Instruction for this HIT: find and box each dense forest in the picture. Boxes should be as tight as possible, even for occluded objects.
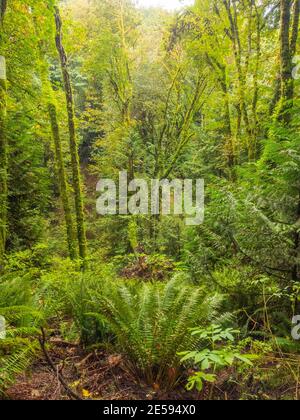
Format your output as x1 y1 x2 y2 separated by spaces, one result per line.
1 0 300 402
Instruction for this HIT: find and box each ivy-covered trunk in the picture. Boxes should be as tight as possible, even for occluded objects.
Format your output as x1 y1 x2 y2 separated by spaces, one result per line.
54 7 87 263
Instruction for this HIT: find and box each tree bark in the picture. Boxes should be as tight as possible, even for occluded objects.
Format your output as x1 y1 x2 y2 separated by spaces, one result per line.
54 7 87 263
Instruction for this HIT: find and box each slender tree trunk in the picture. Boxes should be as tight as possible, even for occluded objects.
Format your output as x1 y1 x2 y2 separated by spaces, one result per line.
277 1 300 280
252 3 262 153
290 1 300 282
290 0 300 101
206 54 234 170
32 12 77 261
278 0 293 123
0 63 7 267
48 103 77 260
269 74 281 116
291 1 300 282
223 0 253 158
220 66 234 169
54 7 87 263
280 0 292 98
269 0 299 117
290 0 300 58
292 194 300 282
0 0 7 268
0 1 6 22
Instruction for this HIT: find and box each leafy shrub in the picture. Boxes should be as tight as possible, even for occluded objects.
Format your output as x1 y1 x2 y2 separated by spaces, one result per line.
36 258 118 344
0 276 32 309
4 244 51 273
179 325 256 392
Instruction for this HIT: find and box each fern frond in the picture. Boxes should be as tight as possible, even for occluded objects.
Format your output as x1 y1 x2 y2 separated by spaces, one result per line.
91 276 223 389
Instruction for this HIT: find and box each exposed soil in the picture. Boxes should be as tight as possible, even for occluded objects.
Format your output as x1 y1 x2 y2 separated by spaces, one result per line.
4 339 299 401
4 340 199 401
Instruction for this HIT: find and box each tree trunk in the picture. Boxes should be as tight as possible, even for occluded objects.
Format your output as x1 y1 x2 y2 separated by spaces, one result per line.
54 7 87 263
205 54 234 170
223 0 253 159
269 73 281 116
252 3 262 152
290 0 300 101
269 0 299 118
0 64 7 267
32 11 77 261
290 1 300 282
292 195 300 282
0 0 7 268
219 66 234 170
290 0 300 58
0 1 6 23
48 103 78 260
278 0 293 123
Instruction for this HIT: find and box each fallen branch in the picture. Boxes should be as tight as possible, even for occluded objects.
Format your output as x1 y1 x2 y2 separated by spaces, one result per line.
39 328 83 401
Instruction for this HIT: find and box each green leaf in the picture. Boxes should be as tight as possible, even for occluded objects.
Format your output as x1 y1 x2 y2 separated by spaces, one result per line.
180 351 197 362
234 354 254 366
201 358 210 370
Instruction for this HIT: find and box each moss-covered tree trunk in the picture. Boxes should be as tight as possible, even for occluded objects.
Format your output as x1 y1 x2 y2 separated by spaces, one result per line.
290 1 300 281
207 56 234 170
290 0 300 101
222 76 235 171
32 11 77 261
48 103 77 260
278 0 293 123
269 0 299 117
0 63 7 267
0 0 7 268
223 0 253 159
0 1 6 20
277 1 300 280
54 7 87 263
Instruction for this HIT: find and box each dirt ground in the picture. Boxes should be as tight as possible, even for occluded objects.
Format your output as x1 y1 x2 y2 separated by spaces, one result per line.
4 339 299 401
5 340 199 401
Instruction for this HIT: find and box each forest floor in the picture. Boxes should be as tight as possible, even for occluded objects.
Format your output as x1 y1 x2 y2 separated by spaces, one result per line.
5 337 298 400
5 340 198 401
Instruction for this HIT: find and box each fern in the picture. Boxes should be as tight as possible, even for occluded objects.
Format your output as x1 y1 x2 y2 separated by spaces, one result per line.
90 276 223 389
0 278 44 395
0 338 39 394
